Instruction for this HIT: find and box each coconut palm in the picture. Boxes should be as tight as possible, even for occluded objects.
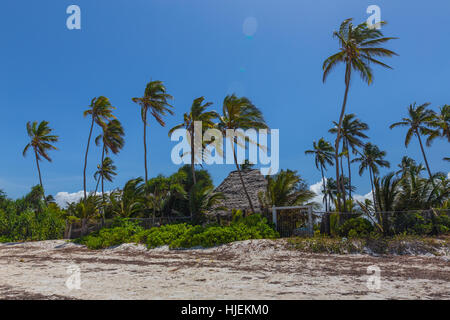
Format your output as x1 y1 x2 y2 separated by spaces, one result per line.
305 138 334 212
352 143 390 212
329 114 369 204
132 80 174 183
188 183 226 223
258 169 315 208
427 104 450 145
83 96 116 201
323 18 397 211
374 172 401 234
168 97 218 185
395 156 425 179
217 94 268 214
94 157 117 195
23 121 59 202
390 102 436 181
324 178 338 211
95 119 125 198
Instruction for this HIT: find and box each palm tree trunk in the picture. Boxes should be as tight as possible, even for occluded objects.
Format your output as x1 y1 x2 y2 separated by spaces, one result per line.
232 141 255 214
369 167 377 212
347 148 352 204
320 164 330 235
101 146 106 224
416 130 434 183
34 149 46 203
320 164 327 212
94 177 100 194
340 154 347 214
143 113 149 184
83 117 95 201
190 126 197 185
335 65 352 213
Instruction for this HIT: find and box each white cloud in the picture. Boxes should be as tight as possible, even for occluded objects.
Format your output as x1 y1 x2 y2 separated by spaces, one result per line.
55 191 84 208
447 172 450 180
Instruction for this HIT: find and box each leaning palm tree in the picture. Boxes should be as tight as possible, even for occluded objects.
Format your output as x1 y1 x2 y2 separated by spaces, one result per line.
217 94 268 214
304 138 334 212
352 143 390 212
23 121 59 202
132 80 174 183
323 18 397 211
95 119 125 198
329 114 369 204
390 102 435 181
83 96 116 201
168 97 218 185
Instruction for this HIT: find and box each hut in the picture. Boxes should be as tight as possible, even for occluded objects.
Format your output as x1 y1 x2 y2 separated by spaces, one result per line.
211 169 268 217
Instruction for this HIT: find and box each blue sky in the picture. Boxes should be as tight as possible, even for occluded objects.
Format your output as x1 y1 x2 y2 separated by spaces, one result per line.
0 0 449 201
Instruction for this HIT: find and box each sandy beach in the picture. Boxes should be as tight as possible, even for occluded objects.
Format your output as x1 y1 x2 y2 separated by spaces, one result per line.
0 239 448 300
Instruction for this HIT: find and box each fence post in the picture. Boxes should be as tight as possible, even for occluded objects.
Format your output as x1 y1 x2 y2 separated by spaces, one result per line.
308 206 313 236
272 206 277 229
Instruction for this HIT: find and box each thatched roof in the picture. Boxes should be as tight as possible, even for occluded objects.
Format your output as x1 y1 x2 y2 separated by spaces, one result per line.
212 169 267 215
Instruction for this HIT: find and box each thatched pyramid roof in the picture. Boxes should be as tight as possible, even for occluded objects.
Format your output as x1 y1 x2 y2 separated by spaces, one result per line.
212 169 267 215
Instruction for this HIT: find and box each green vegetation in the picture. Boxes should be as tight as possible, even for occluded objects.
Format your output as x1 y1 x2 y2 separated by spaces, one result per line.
75 214 278 250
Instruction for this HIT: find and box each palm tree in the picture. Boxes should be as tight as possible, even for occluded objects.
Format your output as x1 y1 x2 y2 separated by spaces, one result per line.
94 157 117 194
323 18 397 211
329 114 369 205
83 96 116 201
188 183 226 223
168 97 218 185
395 156 425 178
427 104 450 144
304 138 334 212
217 94 268 214
390 102 435 181
324 178 338 211
374 172 401 234
132 80 174 183
95 119 125 198
23 121 59 202
352 143 390 212
258 169 315 208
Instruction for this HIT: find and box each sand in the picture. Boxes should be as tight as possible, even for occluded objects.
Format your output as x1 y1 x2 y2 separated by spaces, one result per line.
0 239 448 300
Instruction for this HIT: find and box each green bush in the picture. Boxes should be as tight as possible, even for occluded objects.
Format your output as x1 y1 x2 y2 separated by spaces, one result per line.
338 217 374 238
0 207 65 242
76 214 279 250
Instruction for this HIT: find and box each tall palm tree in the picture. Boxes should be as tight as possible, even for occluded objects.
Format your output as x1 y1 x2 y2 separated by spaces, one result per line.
304 138 334 212
352 143 390 212
390 102 435 181
83 96 116 201
217 94 268 214
168 97 218 185
23 121 59 202
132 80 174 183
329 114 369 205
95 119 125 198
323 18 397 211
